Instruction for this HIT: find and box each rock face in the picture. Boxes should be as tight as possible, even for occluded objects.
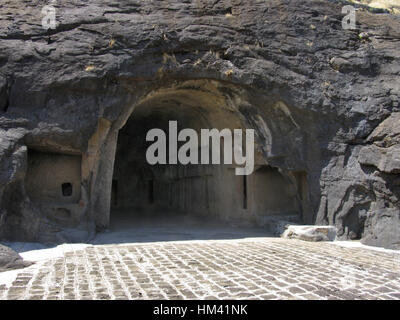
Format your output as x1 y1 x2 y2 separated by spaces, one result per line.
357 112 400 249
0 244 32 272
0 1 399 248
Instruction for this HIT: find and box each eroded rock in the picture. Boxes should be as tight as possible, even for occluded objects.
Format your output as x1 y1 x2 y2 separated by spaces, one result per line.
0 244 33 272
0 0 399 249
282 226 337 242
362 208 400 250
359 112 400 173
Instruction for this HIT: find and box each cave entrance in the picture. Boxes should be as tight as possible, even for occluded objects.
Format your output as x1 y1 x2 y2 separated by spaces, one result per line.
110 85 300 238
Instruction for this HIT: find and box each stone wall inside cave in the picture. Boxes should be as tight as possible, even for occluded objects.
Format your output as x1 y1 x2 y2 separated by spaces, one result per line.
0 0 399 248
26 150 82 204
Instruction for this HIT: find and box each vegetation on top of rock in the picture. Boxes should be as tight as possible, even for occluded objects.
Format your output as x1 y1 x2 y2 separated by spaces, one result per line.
349 0 400 14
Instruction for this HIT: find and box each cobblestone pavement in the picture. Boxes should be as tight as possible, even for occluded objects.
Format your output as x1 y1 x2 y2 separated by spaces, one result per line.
1 238 400 300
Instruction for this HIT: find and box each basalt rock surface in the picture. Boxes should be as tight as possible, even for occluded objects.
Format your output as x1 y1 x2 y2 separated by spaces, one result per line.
0 0 399 248
0 244 32 272
282 225 337 242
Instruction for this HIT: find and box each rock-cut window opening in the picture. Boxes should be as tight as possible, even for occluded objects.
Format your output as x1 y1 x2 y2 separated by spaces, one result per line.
62 183 73 197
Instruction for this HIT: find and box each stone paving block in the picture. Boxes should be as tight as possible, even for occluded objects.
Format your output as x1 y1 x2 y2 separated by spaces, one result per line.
0 239 399 300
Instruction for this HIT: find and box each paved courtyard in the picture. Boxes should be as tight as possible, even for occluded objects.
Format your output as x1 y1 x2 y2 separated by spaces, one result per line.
1 237 400 300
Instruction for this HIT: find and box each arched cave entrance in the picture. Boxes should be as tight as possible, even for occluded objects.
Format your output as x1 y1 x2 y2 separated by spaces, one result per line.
110 84 300 232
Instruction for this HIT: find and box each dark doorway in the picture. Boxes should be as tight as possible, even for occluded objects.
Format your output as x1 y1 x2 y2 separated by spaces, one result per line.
110 88 301 236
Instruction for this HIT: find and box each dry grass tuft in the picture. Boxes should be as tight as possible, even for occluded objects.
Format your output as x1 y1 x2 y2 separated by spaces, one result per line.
349 0 400 14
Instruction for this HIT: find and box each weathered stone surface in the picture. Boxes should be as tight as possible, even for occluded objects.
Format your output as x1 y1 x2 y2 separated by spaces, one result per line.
361 208 400 250
1 238 400 300
0 0 399 248
354 112 400 249
359 112 400 173
282 225 337 241
358 144 400 173
0 244 32 272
